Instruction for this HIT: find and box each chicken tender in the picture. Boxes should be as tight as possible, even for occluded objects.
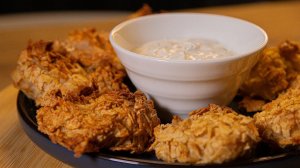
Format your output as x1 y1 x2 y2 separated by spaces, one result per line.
254 88 300 148
240 41 300 101
37 91 160 157
150 104 260 164
239 47 289 100
12 29 127 106
64 28 120 71
239 41 300 112
13 5 161 158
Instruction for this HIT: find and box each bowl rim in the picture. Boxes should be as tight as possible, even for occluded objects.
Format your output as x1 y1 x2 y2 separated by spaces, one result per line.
109 12 268 64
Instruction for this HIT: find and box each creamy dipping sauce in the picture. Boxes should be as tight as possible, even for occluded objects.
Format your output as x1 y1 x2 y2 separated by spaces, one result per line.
134 38 235 60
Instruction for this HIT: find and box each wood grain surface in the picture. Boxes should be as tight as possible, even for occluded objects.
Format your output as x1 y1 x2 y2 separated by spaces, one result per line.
0 86 71 168
0 1 300 167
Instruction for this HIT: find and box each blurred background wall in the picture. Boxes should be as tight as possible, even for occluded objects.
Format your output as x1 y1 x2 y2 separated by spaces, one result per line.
0 0 267 13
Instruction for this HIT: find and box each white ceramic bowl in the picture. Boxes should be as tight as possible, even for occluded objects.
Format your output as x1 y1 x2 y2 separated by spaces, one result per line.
109 13 268 118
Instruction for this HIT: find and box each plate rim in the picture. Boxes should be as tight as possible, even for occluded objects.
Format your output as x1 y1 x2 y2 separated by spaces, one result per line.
16 91 300 167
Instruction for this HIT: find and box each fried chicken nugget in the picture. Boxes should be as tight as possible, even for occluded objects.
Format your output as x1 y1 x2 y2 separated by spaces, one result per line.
239 41 300 112
150 104 260 164
240 41 300 100
254 88 300 148
64 28 120 71
239 47 289 100
12 29 127 106
37 90 160 157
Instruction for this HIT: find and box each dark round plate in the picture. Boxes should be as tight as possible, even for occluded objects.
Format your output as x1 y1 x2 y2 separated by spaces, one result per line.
17 91 300 168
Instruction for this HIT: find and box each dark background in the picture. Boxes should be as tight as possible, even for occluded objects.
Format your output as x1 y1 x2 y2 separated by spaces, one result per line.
0 0 269 14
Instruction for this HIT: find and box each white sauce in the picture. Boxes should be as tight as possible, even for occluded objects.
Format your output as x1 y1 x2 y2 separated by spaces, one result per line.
134 38 235 60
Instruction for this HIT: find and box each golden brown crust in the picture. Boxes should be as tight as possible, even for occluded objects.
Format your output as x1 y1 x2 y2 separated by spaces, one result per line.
254 88 300 148
240 41 300 101
37 90 160 157
150 104 260 164
238 97 266 113
290 75 300 90
12 8 161 158
11 29 127 106
280 40 300 73
239 47 289 100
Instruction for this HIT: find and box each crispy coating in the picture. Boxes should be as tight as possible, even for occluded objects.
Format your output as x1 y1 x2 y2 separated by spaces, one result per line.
150 104 260 164
254 88 300 148
65 29 120 71
239 47 289 100
280 40 300 73
11 28 127 106
37 91 160 157
240 41 300 101
290 75 300 90
12 8 161 158
238 97 266 113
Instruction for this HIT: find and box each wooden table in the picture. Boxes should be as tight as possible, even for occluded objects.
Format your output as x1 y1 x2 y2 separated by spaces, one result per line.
1 1 300 167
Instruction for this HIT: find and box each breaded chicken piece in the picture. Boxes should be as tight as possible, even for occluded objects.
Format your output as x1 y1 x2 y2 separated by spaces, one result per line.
239 41 300 112
150 104 260 164
239 47 289 100
12 5 152 105
254 88 300 148
240 41 300 100
37 91 160 157
12 29 127 106
64 28 120 71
